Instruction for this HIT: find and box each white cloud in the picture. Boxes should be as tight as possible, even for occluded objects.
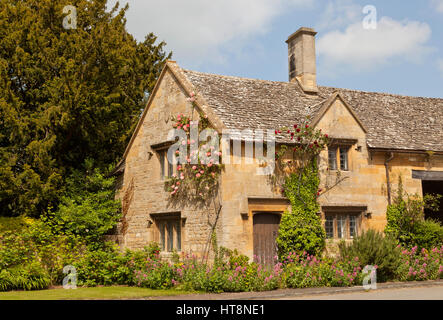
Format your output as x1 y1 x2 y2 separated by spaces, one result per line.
110 0 313 67
317 17 434 75
315 0 361 30
438 59 443 76
431 0 443 12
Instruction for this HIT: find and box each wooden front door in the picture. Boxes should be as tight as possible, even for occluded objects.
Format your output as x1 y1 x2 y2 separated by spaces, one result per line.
253 212 281 265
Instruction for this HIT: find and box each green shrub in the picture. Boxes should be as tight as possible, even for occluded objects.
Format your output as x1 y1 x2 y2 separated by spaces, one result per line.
283 252 362 288
53 162 122 247
0 219 86 285
74 242 160 287
134 258 176 290
0 261 50 291
277 209 326 259
338 230 402 282
0 217 35 234
412 220 443 250
385 176 443 249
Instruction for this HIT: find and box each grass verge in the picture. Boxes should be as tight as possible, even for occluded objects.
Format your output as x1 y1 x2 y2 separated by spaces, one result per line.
0 286 195 300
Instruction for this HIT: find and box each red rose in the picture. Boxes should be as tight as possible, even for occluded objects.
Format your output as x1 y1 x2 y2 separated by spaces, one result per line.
305 124 309 128
296 128 301 133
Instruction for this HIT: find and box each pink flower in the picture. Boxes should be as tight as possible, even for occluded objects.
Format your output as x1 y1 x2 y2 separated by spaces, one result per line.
208 163 213 167
192 165 197 170
200 170 204 174
196 173 201 178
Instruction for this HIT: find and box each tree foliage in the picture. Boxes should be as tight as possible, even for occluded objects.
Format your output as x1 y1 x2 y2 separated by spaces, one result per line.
0 0 171 217
52 159 122 246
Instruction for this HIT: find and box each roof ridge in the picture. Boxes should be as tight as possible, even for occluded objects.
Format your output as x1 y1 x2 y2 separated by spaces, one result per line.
182 67 442 101
320 85 443 101
182 68 298 86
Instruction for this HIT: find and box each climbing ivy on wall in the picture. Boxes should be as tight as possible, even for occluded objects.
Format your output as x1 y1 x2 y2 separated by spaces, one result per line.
273 118 330 258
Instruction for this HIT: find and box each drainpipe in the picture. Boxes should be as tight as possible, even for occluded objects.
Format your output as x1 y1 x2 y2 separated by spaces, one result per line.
384 151 394 205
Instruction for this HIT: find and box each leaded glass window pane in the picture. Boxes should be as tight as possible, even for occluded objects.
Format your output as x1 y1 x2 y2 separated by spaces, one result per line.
339 147 348 171
349 215 357 238
160 151 166 179
159 222 165 251
337 215 346 239
325 215 334 238
328 148 337 170
175 220 181 251
167 221 173 252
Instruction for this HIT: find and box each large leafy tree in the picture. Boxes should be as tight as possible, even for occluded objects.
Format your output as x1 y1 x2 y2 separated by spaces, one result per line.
0 0 171 217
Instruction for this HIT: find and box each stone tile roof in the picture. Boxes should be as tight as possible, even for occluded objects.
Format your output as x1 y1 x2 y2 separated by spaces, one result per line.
182 68 443 152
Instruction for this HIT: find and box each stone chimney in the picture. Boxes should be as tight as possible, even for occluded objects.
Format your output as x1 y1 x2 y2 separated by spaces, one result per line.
286 27 318 93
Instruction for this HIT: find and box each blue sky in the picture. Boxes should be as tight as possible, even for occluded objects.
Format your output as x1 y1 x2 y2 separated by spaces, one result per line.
112 0 443 98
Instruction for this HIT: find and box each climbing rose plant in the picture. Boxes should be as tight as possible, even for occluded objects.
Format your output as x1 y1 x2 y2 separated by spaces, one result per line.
164 95 223 203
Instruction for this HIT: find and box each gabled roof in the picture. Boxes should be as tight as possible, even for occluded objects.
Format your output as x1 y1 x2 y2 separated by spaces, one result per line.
117 61 443 170
181 65 443 152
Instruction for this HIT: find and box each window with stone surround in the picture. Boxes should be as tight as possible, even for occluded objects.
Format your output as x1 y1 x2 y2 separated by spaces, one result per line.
152 213 182 252
328 145 350 171
324 212 361 239
158 149 175 180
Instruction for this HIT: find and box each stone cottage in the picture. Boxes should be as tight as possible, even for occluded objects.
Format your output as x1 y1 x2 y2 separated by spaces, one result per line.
113 27 443 262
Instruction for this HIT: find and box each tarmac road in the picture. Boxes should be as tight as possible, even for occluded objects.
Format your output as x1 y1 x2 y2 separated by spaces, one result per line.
281 284 443 300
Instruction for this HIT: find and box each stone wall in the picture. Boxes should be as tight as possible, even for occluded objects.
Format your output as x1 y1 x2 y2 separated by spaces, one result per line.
116 68 214 256
116 74 443 260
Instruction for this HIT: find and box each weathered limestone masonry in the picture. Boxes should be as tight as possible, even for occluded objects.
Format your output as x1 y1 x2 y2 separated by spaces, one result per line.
115 67 217 255
113 26 443 260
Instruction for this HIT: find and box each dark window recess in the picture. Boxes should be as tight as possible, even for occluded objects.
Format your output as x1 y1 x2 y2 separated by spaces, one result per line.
159 150 166 178
289 54 296 79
